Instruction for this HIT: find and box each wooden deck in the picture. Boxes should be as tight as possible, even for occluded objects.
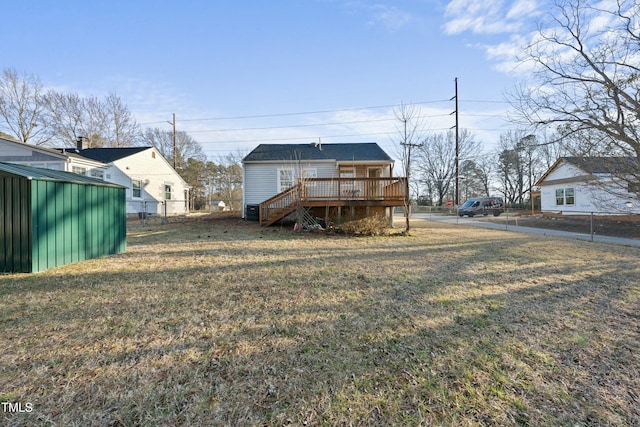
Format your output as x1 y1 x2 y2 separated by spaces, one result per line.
259 177 407 225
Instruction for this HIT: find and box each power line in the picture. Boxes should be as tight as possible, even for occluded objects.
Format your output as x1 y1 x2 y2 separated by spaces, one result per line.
183 113 451 134
176 100 452 122
138 99 453 126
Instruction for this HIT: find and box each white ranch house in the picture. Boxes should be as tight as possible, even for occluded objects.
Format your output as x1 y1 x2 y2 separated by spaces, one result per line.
0 136 190 217
535 157 640 214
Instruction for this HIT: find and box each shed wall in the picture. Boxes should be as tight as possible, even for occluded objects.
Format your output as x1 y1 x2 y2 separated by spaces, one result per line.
0 176 32 273
30 181 126 273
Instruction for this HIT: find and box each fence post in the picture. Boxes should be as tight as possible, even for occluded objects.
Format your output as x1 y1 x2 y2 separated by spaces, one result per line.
505 209 509 231
162 201 168 224
590 212 594 242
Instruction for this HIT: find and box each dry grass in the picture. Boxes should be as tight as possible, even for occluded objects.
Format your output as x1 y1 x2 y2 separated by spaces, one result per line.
1 215 639 426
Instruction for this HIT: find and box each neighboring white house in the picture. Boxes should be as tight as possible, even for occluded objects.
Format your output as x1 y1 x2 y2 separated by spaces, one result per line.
242 142 405 224
535 157 640 214
0 136 190 216
0 135 107 178
65 146 191 216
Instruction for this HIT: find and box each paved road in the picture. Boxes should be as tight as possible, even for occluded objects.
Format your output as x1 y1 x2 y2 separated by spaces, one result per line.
408 213 640 248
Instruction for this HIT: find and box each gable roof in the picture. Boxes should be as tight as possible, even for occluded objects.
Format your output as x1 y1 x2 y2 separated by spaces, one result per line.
243 143 393 163
536 156 639 186
562 156 638 174
0 161 122 187
58 147 152 163
1 136 70 160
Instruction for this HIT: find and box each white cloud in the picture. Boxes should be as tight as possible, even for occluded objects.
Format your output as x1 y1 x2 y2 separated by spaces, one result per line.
338 1 415 32
443 0 541 35
505 0 537 20
367 4 414 31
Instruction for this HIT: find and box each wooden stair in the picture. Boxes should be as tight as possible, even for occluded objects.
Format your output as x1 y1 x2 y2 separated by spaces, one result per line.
259 184 301 225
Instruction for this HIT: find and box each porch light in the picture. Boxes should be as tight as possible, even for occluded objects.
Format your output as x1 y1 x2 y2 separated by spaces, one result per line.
625 201 633 209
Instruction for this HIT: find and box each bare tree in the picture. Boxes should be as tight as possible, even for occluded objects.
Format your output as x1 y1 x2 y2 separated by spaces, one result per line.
460 158 491 199
213 152 244 210
509 0 640 194
141 127 206 169
496 131 545 206
104 93 140 147
44 92 107 147
393 103 424 232
44 91 139 148
415 129 482 205
0 68 50 145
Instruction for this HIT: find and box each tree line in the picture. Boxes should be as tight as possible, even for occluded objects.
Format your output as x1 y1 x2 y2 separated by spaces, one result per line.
0 67 242 210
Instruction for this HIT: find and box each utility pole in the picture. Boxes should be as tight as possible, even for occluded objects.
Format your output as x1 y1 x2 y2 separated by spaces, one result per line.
172 113 177 170
450 78 460 206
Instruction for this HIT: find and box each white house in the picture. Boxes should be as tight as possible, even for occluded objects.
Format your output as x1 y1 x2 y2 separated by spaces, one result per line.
65 146 191 216
535 157 640 214
0 136 190 216
242 142 406 225
0 135 107 178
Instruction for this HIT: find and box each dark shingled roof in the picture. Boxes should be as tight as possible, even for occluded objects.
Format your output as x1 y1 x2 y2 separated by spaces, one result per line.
0 162 123 187
57 147 152 163
563 157 639 174
243 143 393 163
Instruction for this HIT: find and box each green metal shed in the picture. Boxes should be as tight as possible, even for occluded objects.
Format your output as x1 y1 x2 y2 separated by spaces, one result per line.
0 162 127 273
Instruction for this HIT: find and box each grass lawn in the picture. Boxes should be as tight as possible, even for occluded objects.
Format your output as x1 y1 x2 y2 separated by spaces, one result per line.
1 215 639 426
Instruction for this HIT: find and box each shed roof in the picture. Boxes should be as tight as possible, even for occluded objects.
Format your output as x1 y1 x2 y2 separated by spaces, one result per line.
0 162 123 187
243 143 393 163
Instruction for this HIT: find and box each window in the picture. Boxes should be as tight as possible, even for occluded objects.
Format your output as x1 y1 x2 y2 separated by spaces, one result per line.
165 184 172 200
368 167 382 178
278 168 295 192
565 188 575 205
300 168 317 180
72 166 87 175
90 169 104 180
340 167 355 178
277 168 317 192
132 179 142 198
555 188 575 206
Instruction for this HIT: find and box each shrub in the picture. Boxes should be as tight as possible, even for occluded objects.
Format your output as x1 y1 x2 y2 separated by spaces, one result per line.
335 214 389 236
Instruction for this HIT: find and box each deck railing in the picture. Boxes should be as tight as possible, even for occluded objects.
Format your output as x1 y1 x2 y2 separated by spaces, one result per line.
260 177 407 224
300 177 407 201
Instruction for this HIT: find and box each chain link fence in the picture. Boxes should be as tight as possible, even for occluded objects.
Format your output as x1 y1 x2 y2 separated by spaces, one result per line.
397 206 640 240
128 199 243 227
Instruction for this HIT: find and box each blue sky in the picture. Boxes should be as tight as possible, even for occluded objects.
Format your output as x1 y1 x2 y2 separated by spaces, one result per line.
1 0 543 158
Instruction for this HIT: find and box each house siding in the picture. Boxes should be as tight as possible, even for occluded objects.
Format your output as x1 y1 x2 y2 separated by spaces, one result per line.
244 161 337 206
539 161 640 214
108 148 190 216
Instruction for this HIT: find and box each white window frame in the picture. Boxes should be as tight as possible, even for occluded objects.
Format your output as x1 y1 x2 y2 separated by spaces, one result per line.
89 169 104 180
277 167 318 192
72 166 87 175
132 179 142 198
555 187 575 206
278 168 295 192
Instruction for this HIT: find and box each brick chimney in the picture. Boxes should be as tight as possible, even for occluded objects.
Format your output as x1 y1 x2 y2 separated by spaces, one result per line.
76 136 87 152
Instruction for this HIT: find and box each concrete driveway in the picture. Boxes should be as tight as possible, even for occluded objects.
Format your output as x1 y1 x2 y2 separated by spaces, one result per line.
407 213 640 248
